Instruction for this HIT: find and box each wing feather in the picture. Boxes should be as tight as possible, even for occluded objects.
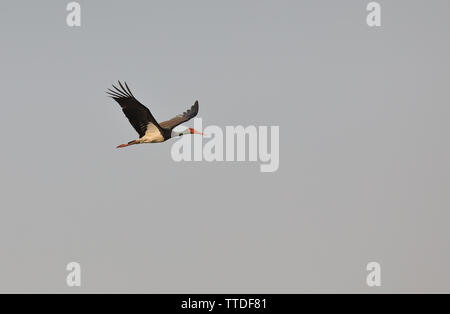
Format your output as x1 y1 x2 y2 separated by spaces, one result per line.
107 81 161 137
159 101 199 130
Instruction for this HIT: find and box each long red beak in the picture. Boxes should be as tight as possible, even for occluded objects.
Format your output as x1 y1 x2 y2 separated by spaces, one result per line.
189 128 205 136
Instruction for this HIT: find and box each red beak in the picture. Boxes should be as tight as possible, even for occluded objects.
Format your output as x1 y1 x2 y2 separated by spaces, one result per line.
189 128 205 136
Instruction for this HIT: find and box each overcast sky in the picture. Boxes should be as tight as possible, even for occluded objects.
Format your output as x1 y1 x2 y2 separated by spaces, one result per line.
0 0 449 292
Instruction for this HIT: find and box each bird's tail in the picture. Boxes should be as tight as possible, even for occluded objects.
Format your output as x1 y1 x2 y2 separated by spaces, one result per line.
117 140 138 148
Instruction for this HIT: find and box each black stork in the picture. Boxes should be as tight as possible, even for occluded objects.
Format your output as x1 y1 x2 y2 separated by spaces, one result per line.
107 81 204 148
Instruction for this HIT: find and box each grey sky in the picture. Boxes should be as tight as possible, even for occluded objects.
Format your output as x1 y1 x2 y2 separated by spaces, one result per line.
0 0 449 292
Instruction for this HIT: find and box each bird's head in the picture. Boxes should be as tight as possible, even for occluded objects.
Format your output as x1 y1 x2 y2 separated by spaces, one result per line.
172 128 205 137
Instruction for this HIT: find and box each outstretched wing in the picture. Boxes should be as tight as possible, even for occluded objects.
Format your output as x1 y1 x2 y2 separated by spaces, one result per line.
106 81 162 138
159 101 199 130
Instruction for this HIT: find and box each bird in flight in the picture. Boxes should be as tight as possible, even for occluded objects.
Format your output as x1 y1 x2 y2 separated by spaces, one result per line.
107 81 204 148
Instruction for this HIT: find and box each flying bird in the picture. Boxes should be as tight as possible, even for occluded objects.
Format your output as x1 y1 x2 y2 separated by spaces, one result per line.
107 81 204 148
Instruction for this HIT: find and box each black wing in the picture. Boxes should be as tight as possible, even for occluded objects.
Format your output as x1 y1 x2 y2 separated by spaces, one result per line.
159 101 199 130
106 81 162 137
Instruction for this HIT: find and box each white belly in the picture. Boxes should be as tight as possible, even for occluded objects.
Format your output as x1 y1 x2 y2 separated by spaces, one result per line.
141 123 165 143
